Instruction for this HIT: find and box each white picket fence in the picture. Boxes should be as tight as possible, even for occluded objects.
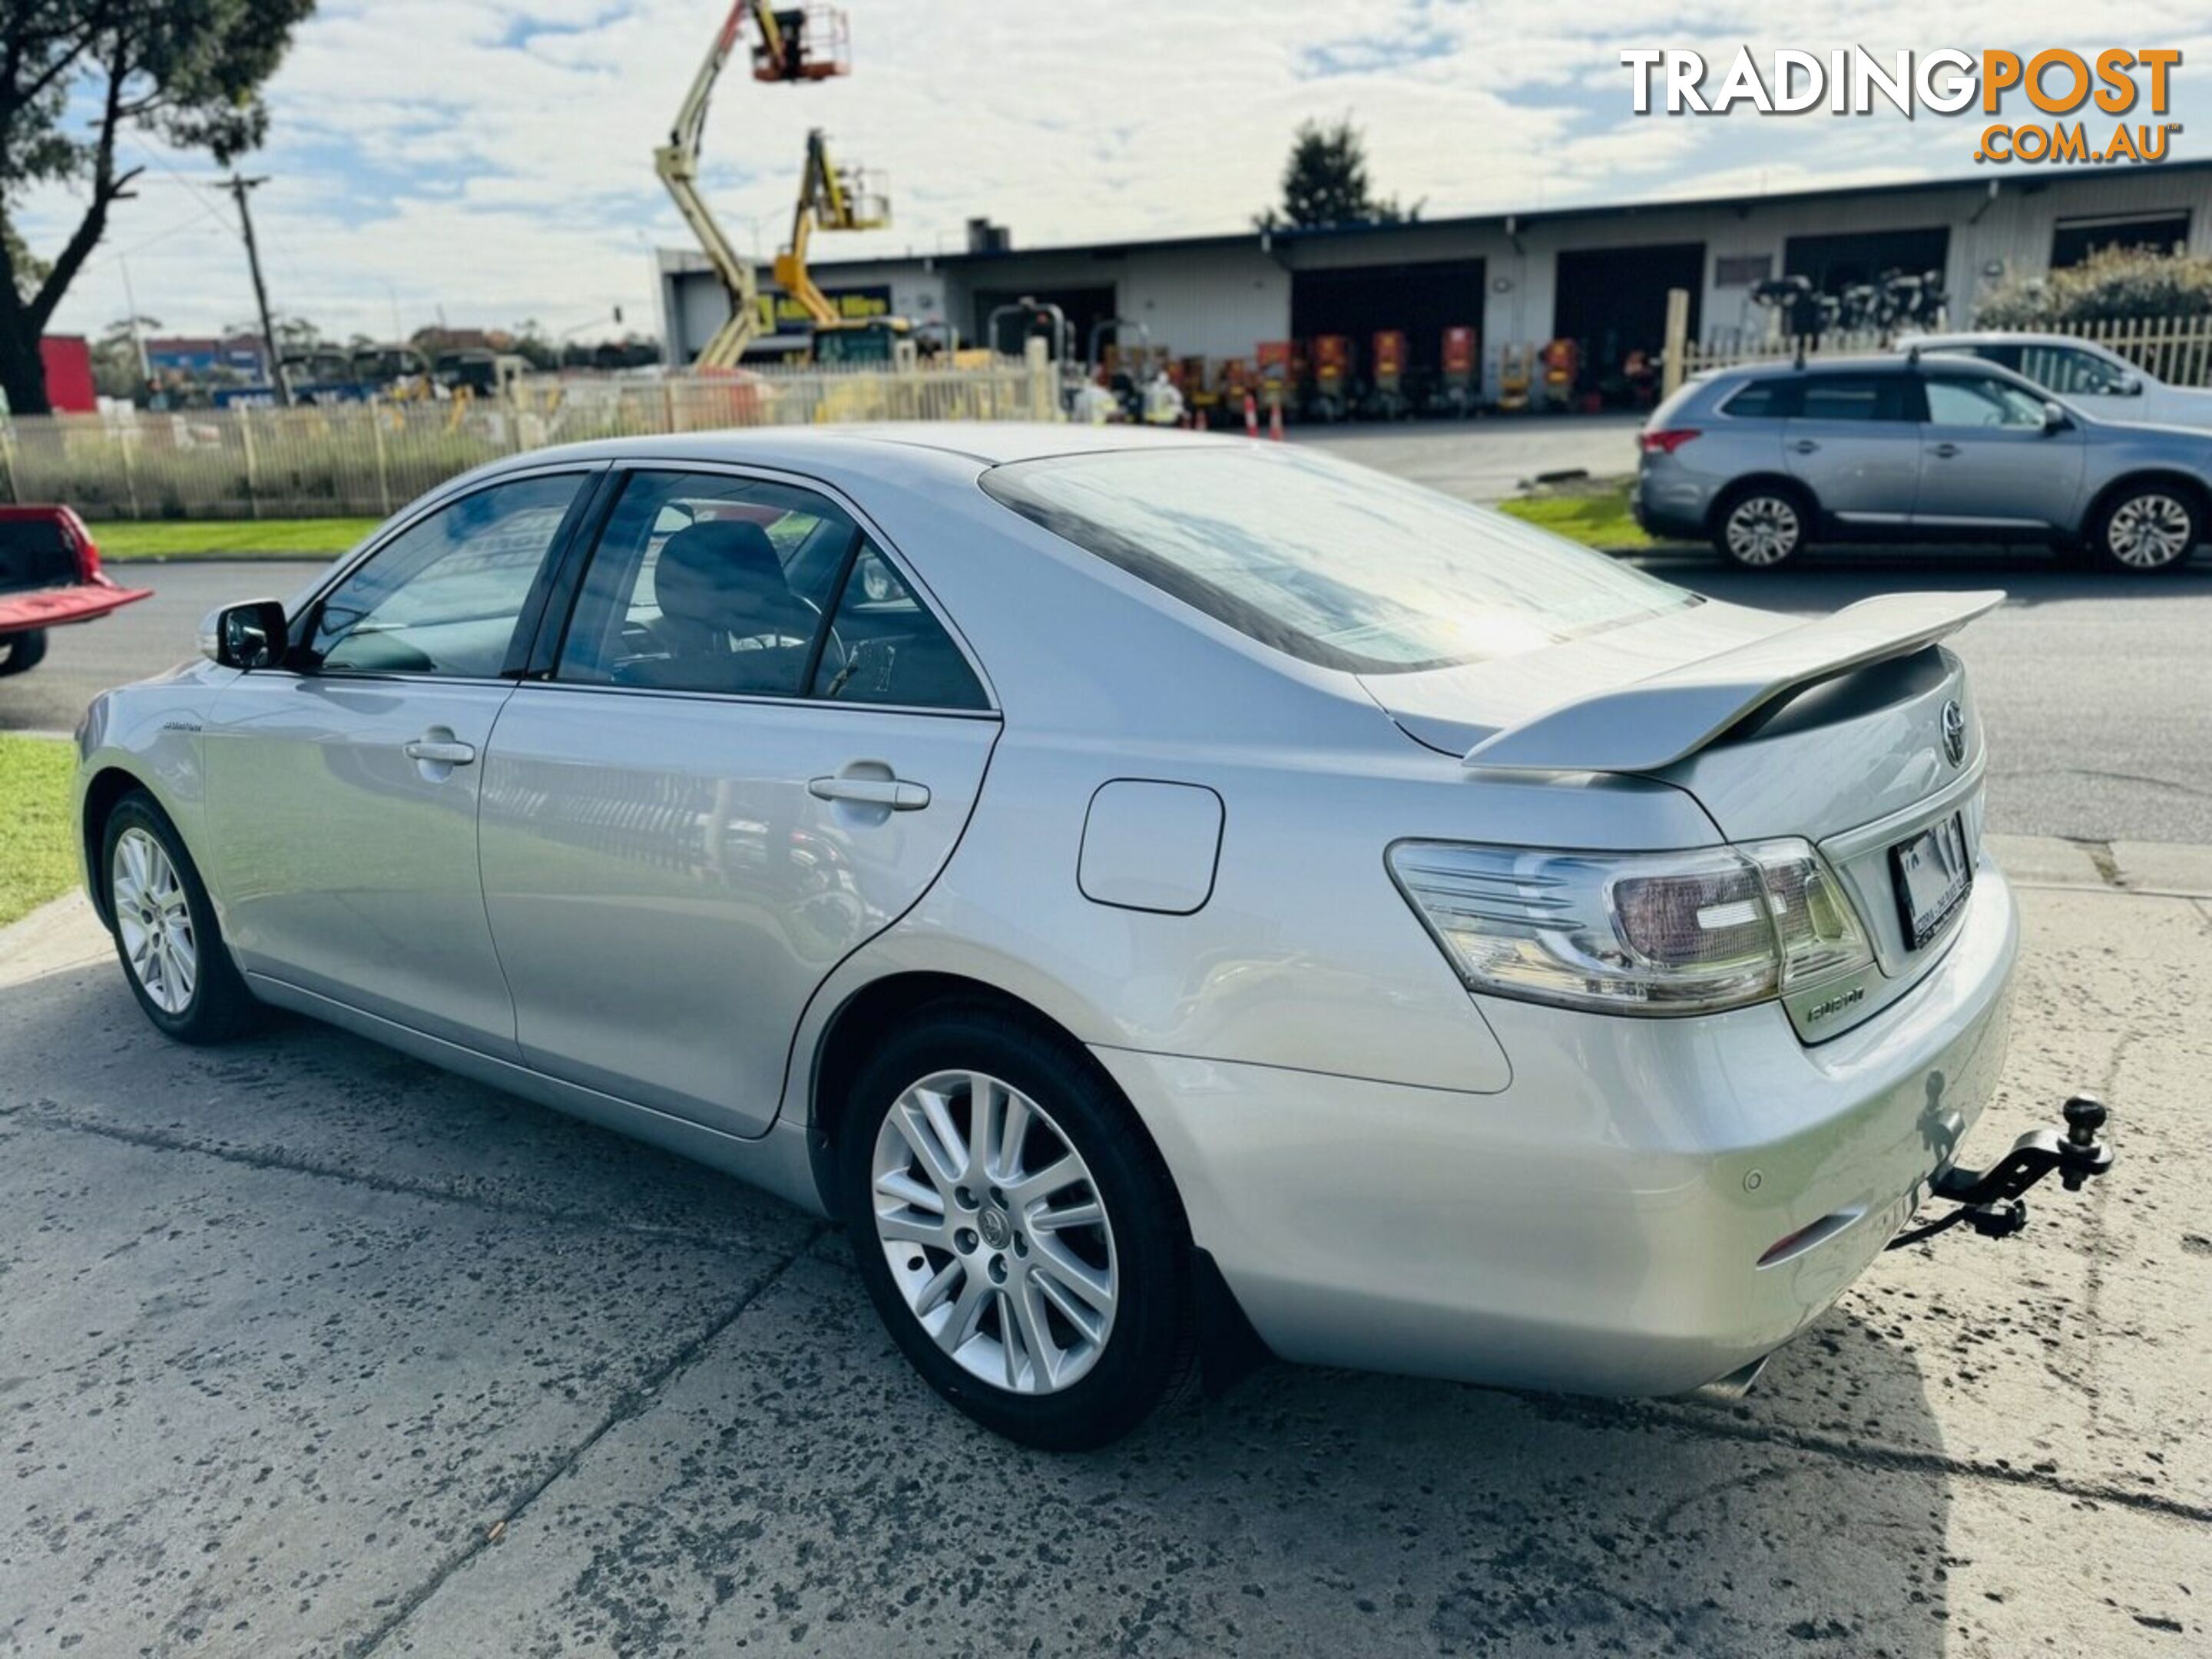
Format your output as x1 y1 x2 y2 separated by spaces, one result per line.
1667 306 2212 390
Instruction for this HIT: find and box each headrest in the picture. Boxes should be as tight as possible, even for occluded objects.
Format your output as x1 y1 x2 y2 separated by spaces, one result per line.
652 518 793 633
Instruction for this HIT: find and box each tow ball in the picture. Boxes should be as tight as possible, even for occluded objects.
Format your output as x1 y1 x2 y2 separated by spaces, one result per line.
1886 1094 2114 1250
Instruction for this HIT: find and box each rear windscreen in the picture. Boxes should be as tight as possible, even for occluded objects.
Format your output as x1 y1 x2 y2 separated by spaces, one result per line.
980 445 1694 674
0 519 76 594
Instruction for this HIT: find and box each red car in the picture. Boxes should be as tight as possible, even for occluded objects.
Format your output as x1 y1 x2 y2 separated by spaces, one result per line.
0 505 151 676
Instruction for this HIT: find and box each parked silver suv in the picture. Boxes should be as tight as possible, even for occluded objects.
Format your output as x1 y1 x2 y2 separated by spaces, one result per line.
1636 354 2212 572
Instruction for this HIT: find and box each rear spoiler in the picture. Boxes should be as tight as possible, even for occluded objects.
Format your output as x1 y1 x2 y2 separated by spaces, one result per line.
1462 591 2005 773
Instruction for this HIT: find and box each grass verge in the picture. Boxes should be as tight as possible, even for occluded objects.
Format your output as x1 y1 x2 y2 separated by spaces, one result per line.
88 518 379 561
1495 477 1660 551
0 734 78 927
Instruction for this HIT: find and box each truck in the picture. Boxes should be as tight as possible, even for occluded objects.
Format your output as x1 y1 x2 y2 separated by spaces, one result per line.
0 506 151 677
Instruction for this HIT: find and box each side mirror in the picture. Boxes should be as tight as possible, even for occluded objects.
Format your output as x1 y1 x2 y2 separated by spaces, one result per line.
2119 375 2145 396
200 598 289 670
2041 401 2071 434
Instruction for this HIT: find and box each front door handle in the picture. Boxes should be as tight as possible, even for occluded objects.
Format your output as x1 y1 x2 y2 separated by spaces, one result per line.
1790 439 1820 454
404 736 478 766
1929 442 1961 459
809 774 930 810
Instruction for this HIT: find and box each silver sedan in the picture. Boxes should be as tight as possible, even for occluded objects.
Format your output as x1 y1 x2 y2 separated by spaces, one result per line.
78 425 2028 1448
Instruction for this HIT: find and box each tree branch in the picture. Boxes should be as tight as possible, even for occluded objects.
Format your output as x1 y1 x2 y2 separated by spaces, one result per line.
26 24 134 333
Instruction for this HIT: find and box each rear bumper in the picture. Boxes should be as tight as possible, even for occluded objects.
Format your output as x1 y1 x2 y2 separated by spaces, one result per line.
0 575 151 635
1092 859 2019 1397
1631 469 1709 541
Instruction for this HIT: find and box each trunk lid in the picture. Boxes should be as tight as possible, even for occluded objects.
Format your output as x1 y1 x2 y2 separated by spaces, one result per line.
1361 593 2002 1033
1360 591 1997 844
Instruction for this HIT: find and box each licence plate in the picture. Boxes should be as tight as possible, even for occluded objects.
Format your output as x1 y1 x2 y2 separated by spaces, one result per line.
1889 813 1972 950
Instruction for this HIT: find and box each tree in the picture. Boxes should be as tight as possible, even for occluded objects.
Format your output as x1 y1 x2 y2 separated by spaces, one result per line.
1256 118 1419 231
1977 246 2212 328
0 2 316 414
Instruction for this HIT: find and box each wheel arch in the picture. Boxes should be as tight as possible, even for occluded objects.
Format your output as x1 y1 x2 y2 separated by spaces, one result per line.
804 969 1155 1223
80 764 151 928
2080 469 2210 541
1707 472 1819 538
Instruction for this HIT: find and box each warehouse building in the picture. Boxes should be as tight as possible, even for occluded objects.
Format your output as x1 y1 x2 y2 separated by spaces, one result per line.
656 161 2212 402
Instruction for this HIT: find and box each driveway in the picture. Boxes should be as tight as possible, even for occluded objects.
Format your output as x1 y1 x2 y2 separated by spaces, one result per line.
2 839 2206 1655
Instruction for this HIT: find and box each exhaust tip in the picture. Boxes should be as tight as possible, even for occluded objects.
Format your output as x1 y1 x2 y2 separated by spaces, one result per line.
1681 1355 1769 1404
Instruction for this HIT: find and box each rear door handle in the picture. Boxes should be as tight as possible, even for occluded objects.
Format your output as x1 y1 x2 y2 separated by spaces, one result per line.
1790 439 1820 454
809 775 930 810
1929 442 1961 459
404 737 478 765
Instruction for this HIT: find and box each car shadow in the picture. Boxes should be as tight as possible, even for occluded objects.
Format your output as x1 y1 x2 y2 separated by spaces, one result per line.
1629 544 2212 610
2 955 1957 1655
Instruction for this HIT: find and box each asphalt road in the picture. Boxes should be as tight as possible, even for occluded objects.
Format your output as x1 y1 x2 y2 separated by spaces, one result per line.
8 531 2208 844
5 850 2206 1655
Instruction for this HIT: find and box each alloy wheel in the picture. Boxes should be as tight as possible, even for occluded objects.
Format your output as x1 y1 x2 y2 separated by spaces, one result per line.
1725 495 1800 566
112 826 197 1015
870 1068 1118 1395
2106 493 2193 570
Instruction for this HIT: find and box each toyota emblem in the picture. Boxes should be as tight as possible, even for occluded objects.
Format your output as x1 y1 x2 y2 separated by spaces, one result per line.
1940 700 1967 768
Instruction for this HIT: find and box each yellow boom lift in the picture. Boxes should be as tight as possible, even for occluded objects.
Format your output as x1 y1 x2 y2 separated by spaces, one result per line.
654 4 853 369
773 127 908 363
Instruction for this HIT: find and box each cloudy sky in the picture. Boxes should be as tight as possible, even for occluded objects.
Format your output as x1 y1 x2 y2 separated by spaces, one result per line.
21 0 2212 344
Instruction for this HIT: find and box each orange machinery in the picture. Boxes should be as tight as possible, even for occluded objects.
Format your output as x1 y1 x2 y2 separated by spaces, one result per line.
1432 325 1479 416
1306 334 1352 422
1366 329 1409 419
1539 338 1579 411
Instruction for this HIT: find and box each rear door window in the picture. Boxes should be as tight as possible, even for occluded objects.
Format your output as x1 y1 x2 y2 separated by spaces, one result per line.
555 471 856 697
810 549 988 710
1796 376 1912 422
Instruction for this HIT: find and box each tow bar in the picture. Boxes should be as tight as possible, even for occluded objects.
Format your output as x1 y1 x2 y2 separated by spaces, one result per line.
1887 1094 2114 1249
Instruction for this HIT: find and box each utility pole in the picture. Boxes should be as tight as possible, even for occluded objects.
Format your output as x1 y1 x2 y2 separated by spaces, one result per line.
118 258 152 384
225 174 290 408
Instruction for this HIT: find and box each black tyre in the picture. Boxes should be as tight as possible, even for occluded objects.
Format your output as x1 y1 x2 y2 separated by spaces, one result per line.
1710 483 1809 569
100 790 260 1044
839 1004 1196 1450
0 628 48 676
2086 484 2200 574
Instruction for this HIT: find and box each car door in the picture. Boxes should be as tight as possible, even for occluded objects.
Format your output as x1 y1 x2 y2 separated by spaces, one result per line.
476 466 999 1138
1781 372 1919 525
204 467 596 1055
1912 369 2086 531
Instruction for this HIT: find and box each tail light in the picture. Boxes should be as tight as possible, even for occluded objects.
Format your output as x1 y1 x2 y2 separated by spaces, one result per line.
1386 838 1873 1017
1639 429 1700 455
59 505 102 581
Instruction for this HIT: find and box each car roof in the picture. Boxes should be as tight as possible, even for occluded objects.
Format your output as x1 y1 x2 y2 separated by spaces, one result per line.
514 420 1236 475
1710 351 2047 382
1710 354 1913 381
1902 330 2121 350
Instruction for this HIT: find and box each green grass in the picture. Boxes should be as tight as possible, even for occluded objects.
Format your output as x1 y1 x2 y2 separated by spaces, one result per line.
1495 478 1659 551
87 518 381 561
0 734 78 927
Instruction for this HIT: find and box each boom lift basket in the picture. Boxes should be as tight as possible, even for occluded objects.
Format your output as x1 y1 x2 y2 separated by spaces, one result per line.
751 5 851 81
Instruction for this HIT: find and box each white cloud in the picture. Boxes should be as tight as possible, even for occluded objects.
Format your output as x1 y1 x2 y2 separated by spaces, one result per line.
22 0 2212 340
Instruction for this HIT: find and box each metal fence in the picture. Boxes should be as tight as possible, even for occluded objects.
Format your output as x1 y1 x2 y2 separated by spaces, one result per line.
0 356 1061 521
